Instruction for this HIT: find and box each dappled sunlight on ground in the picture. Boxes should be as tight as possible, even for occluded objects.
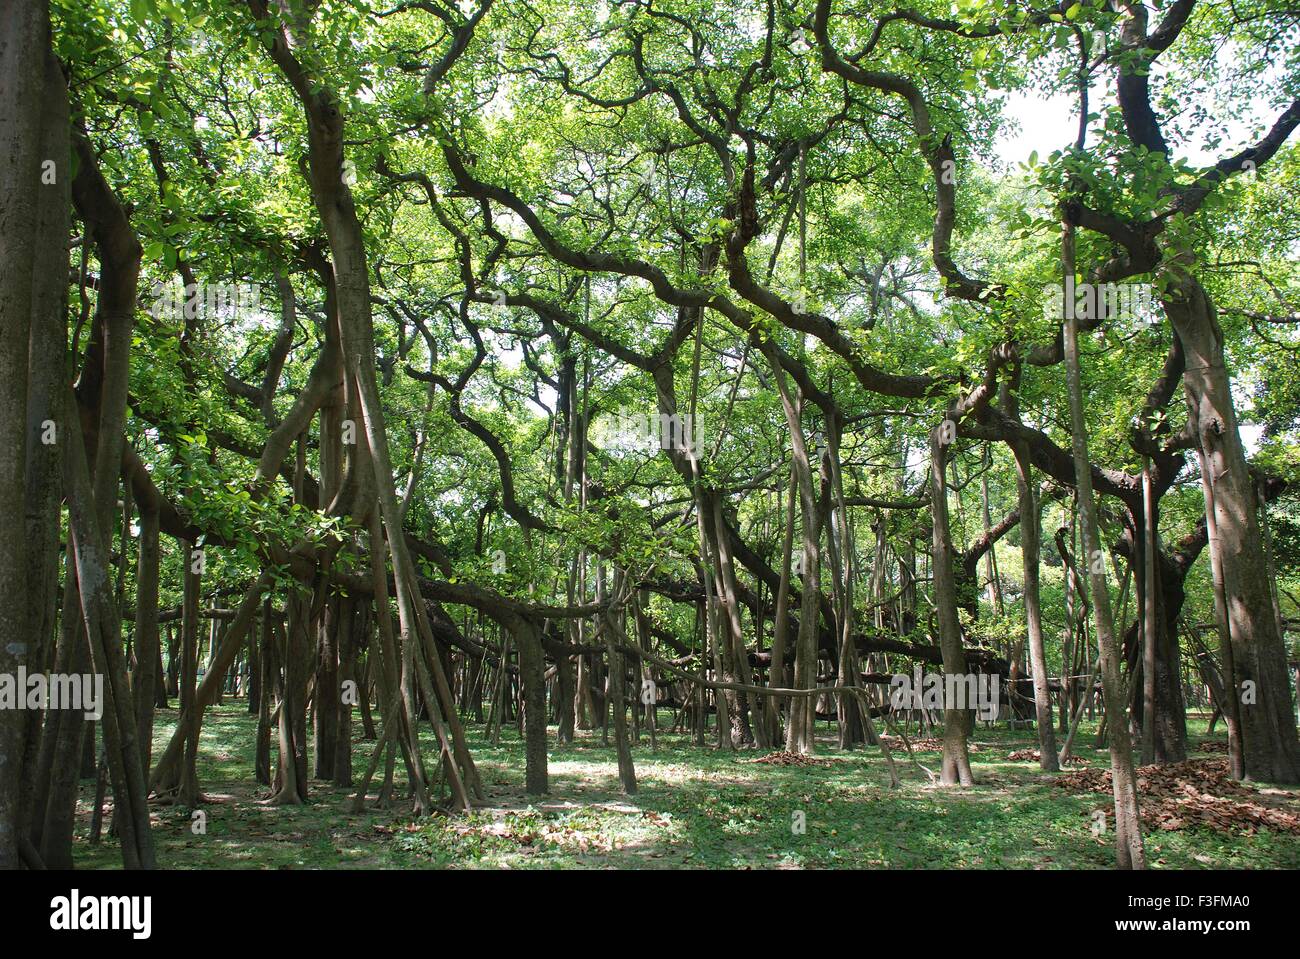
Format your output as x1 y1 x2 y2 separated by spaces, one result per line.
71 704 1300 870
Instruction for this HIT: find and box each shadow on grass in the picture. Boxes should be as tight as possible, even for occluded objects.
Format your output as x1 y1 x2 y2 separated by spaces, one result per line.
68 705 1300 870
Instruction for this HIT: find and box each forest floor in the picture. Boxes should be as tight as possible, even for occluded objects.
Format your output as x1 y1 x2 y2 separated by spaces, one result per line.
71 704 1300 869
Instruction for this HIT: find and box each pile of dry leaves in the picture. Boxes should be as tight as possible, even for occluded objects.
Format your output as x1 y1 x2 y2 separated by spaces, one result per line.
1006 749 1087 766
749 751 832 767
1053 758 1300 835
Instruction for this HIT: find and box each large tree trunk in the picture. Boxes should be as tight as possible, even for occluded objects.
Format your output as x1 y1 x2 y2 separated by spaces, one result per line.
31 557 88 867
17 38 70 865
601 571 637 794
824 426 865 749
0 0 51 870
929 428 973 786
514 617 549 795
1163 274 1300 783
38 88 154 869
314 589 341 780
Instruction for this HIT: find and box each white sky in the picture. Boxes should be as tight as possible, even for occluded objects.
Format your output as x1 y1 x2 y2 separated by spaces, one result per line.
994 90 1082 167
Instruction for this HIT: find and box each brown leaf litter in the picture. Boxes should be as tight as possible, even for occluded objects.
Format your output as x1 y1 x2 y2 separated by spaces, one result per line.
748 751 833 767
1053 757 1300 835
1006 748 1087 766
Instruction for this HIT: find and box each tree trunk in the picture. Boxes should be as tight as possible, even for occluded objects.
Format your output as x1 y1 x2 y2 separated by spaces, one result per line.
1061 221 1145 868
333 597 360 786
0 0 53 868
929 427 974 786
175 540 202 805
769 464 797 747
763 345 820 754
17 40 71 863
1163 274 1300 783
1011 442 1059 770
132 506 160 770
515 617 549 795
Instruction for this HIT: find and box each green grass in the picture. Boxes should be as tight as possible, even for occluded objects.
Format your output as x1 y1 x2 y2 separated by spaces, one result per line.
71 704 1300 869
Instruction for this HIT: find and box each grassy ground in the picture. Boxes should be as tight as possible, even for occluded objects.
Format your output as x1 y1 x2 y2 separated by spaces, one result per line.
72 704 1300 869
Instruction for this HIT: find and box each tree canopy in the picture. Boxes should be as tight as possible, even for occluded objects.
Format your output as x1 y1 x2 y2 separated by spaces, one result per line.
1 0 1298 875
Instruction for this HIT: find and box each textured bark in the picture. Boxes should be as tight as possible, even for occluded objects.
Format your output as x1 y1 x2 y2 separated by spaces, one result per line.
1011 442 1058 771
314 376 344 779
17 42 70 860
555 644 576 745
763 345 820 754
605 625 637 794
514 617 550 795
929 429 973 786
61 381 155 868
1163 274 1300 783
601 571 637 794
314 590 340 780
37 70 153 869
0 0 48 870
1122 485 1189 764
363 509 431 814
704 491 760 747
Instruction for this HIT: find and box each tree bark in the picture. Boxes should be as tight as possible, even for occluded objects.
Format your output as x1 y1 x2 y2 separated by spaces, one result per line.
1163 274 1300 783
764 346 820 755
0 0 52 869
1061 221 1145 868
132 506 160 770
928 427 973 785
1011 442 1059 770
